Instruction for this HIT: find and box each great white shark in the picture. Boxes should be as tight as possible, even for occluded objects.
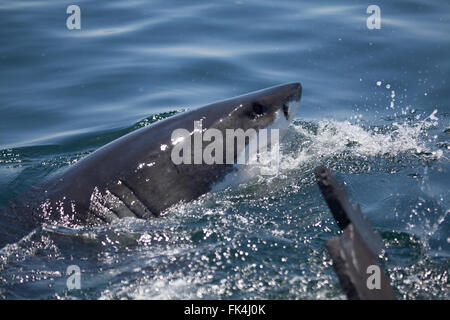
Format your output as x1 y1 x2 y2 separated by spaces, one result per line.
0 83 302 247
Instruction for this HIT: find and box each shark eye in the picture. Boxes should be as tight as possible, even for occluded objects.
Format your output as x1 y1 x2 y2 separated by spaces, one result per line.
252 102 266 116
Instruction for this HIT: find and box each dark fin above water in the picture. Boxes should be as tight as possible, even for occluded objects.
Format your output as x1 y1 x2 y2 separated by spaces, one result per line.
315 165 396 300
326 224 396 300
315 166 383 256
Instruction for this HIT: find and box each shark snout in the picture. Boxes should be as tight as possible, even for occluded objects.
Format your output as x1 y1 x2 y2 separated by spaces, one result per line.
281 82 302 121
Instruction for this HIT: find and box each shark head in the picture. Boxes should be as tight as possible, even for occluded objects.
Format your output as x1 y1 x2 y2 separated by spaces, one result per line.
196 82 302 166
203 82 302 136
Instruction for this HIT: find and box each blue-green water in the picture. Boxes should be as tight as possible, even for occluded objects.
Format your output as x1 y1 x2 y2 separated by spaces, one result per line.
0 0 449 299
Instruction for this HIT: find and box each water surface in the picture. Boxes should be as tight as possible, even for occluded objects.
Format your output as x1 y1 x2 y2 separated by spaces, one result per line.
0 0 449 299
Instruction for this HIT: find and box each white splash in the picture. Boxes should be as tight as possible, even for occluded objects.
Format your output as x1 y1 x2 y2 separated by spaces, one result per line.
277 110 442 172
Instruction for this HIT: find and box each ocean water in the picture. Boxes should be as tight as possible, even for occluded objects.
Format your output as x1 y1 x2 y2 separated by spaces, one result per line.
0 0 449 299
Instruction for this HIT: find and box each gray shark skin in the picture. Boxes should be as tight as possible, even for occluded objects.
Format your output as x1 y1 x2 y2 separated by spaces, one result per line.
1 83 302 245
